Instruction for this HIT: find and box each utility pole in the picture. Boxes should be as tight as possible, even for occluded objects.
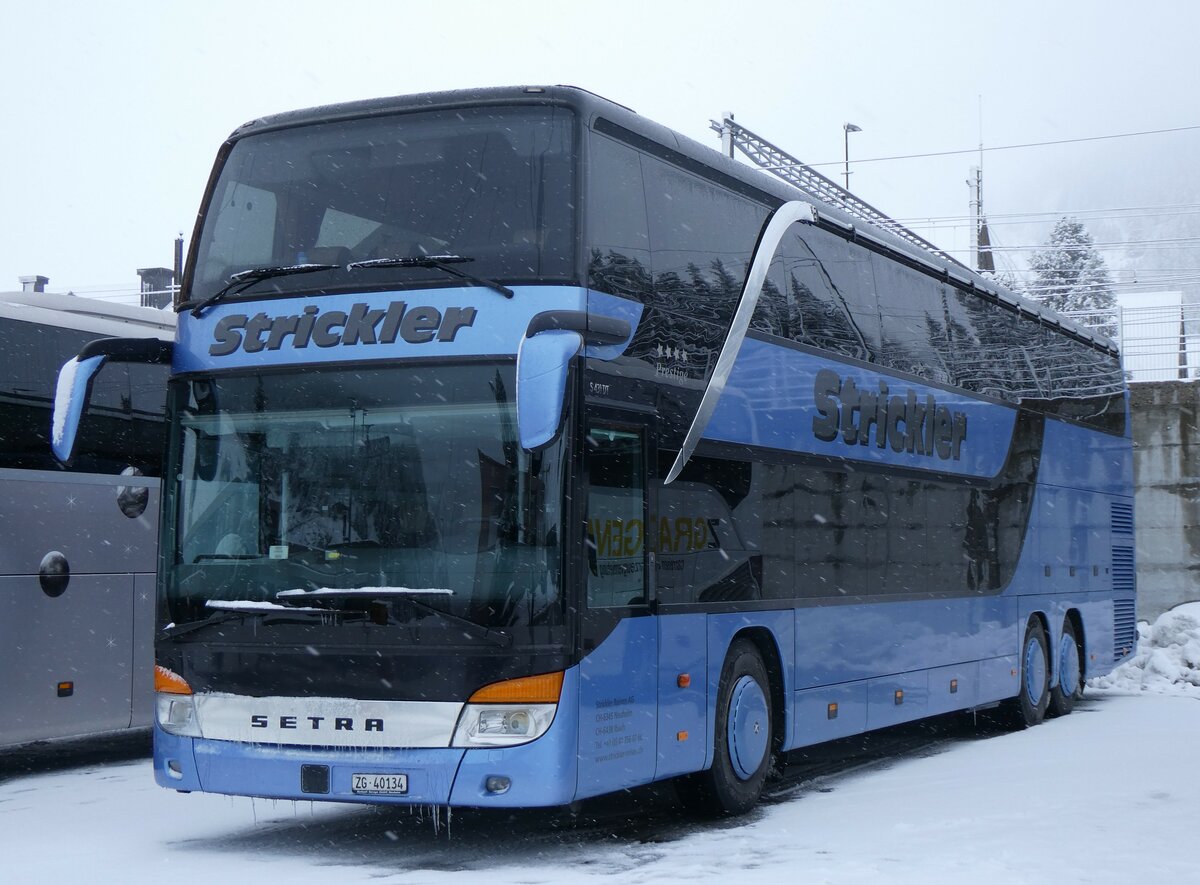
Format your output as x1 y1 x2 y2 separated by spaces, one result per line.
720 112 735 158
843 123 862 191
967 166 994 272
968 166 981 270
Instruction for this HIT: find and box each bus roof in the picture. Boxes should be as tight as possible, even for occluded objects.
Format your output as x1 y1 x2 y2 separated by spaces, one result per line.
0 290 175 339
224 86 1114 355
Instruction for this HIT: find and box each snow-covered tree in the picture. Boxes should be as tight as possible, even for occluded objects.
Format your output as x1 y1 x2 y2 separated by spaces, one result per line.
1028 217 1117 336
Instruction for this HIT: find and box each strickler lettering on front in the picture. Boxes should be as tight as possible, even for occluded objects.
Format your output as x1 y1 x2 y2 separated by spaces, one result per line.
208 301 478 357
811 367 968 460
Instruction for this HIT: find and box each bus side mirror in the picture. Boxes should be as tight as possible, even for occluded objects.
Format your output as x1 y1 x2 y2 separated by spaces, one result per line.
516 330 582 451
52 354 107 463
51 337 173 464
515 310 632 451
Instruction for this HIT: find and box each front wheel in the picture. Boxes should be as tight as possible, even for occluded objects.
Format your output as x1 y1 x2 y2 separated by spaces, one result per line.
1048 618 1084 717
678 639 774 816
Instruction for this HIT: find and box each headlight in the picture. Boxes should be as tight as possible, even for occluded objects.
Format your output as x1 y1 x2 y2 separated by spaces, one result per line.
452 671 564 747
154 664 201 737
451 703 557 747
156 692 202 737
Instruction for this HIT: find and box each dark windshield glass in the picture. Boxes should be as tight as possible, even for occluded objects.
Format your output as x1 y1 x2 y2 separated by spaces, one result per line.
161 364 564 631
189 106 577 302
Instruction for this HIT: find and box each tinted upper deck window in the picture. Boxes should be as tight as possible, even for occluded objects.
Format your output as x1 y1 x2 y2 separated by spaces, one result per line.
190 106 578 302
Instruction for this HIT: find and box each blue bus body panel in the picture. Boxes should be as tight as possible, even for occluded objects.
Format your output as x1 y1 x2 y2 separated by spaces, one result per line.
655 613 708 779
157 728 466 804
575 617 659 800
1037 411 1132 497
791 596 1016 690
174 285 641 373
707 337 1015 479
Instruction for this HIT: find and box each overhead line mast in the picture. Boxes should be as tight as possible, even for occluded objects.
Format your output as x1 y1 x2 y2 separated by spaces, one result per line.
712 114 968 270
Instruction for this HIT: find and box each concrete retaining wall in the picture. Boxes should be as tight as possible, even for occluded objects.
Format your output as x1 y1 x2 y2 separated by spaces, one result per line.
1129 381 1200 620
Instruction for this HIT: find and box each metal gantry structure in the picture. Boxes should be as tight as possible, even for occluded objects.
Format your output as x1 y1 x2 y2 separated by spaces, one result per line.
711 114 968 271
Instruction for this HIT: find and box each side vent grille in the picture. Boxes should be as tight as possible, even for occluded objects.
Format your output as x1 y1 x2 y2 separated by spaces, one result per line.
1112 546 1135 594
1113 598 1137 662
1111 501 1134 536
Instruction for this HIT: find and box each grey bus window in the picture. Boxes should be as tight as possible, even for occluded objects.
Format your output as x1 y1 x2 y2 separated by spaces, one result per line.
586 134 652 302
585 425 646 609
641 152 768 324
0 319 166 475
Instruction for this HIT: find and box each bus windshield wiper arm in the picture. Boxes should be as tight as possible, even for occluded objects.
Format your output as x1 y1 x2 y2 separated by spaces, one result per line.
161 603 362 640
189 263 340 318
347 254 514 299
277 587 514 647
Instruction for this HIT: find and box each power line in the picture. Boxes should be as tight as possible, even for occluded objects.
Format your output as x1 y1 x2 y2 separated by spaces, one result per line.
934 229 1200 249
806 123 1200 168
897 204 1200 227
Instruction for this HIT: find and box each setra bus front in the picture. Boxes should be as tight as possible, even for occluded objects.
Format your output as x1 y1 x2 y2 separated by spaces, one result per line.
54 89 631 808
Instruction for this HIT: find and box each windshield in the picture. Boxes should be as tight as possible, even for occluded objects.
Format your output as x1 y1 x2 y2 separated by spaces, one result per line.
187 105 577 304
161 364 565 632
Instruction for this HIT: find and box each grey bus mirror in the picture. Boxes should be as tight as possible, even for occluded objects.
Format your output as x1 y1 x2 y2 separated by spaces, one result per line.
516 330 583 451
515 311 631 451
51 337 173 464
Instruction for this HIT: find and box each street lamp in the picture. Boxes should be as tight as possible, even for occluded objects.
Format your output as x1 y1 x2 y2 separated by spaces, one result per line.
843 123 862 191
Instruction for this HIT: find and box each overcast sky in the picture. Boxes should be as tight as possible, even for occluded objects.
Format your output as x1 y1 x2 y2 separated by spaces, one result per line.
3 0 1198 299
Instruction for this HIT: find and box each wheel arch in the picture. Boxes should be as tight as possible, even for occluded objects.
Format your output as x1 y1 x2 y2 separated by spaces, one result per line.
1064 607 1087 679
1026 610 1050 644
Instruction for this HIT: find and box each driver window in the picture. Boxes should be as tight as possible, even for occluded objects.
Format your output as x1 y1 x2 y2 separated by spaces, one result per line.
585 424 646 608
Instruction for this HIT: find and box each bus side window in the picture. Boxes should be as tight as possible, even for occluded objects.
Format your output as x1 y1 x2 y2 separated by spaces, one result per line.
781 230 870 361
585 425 646 609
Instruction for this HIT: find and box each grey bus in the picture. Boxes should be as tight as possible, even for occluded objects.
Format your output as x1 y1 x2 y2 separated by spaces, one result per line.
1 291 173 748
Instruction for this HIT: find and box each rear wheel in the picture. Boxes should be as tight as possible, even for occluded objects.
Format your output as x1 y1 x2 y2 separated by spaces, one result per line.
1048 618 1084 717
678 639 773 816
1004 620 1050 729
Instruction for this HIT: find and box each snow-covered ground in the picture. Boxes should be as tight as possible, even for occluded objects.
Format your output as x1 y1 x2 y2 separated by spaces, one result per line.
5 607 1199 885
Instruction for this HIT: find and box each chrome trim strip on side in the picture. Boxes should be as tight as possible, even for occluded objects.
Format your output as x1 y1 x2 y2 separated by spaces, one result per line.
664 200 818 484
191 693 463 749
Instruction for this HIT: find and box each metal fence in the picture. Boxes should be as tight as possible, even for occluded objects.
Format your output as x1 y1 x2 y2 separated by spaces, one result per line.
1061 302 1200 382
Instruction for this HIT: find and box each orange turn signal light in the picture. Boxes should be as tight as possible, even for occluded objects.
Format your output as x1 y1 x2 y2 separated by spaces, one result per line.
155 665 193 695
469 671 564 704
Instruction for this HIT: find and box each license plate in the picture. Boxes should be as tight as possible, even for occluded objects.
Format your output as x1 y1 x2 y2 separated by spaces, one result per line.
352 773 408 795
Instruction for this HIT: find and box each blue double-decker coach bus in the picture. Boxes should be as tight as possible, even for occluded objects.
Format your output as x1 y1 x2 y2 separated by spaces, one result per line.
53 86 1135 815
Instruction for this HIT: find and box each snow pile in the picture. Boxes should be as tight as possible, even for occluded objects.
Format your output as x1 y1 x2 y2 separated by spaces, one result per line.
1089 601 1200 696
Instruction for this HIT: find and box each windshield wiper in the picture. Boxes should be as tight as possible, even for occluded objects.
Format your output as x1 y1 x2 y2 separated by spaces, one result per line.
277 587 514 647
189 263 340 317
161 602 364 640
347 254 514 299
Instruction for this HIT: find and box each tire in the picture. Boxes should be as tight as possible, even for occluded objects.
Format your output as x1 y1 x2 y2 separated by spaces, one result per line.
1002 620 1051 729
678 639 774 816
1048 618 1084 717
